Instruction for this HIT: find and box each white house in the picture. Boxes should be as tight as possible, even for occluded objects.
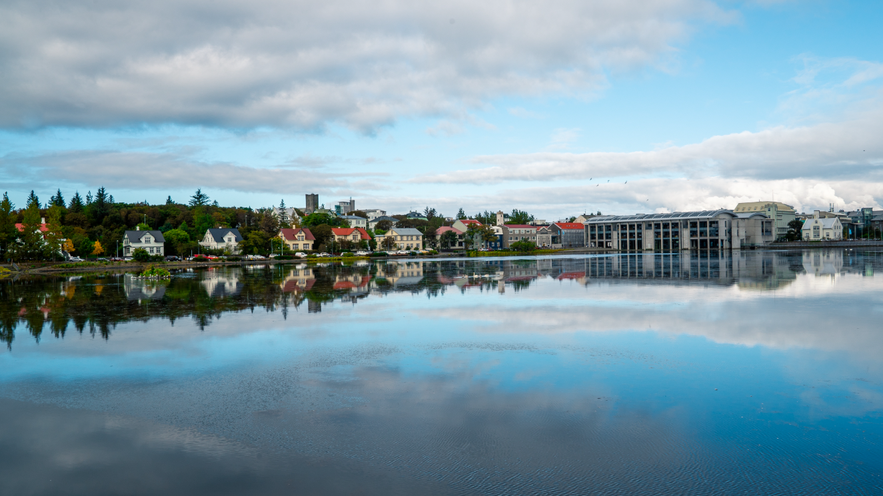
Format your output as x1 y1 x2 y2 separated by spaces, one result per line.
123 228 165 257
802 211 843 241
339 215 368 229
199 228 243 254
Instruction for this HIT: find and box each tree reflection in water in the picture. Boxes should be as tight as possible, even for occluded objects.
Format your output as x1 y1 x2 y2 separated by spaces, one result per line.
2 249 880 350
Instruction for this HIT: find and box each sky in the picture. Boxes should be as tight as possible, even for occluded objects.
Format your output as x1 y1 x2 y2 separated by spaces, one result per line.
0 0 881 220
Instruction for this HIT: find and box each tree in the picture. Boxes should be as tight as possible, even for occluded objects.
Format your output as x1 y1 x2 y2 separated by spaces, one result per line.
136 222 151 231
507 209 534 225
14 201 45 260
86 191 93 204
0 193 14 259
310 224 333 251
44 206 65 260
63 239 75 254
68 192 85 213
92 240 105 256
189 189 210 207
278 199 289 228
302 212 346 228
440 230 458 250
381 235 397 251
257 209 280 235
374 220 393 232
166 196 175 205
50 189 66 208
510 239 536 253
467 224 498 250
423 206 438 220
456 208 467 220
239 231 270 255
785 219 804 241
26 190 40 210
132 248 150 262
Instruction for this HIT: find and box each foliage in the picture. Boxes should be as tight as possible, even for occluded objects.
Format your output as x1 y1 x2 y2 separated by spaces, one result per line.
63 239 75 253
0 192 15 259
510 240 537 253
189 189 210 207
466 224 497 250
91 240 105 255
132 248 151 262
303 212 347 228
374 220 393 231
456 208 467 220
785 219 804 241
381 235 397 250
439 230 458 250
506 209 534 225
139 265 171 278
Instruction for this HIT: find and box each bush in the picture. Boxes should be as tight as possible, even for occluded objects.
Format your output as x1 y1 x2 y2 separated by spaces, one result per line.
510 240 537 253
139 265 171 278
369 252 388 257
132 248 151 262
225 256 242 262
342 252 355 257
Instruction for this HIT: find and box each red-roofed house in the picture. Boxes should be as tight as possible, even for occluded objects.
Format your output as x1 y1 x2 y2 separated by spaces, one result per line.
331 227 370 247
15 219 49 233
552 222 586 248
279 228 315 251
435 226 465 250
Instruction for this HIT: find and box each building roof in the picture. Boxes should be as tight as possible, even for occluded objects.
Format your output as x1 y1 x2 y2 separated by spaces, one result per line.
553 222 585 230
124 230 165 243
435 226 464 235
15 223 48 233
340 215 366 220
331 227 370 240
279 228 315 241
390 227 423 236
803 217 841 229
458 219 482 225
734 201 796 213
584 210 734 223
370 216 399 223
504 224 536 229
205 228 243 243
734 212 768 219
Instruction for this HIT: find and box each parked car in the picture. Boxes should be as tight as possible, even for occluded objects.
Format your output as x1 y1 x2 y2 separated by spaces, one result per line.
68 257 84 262
165 256 181 262
295 252 307 258
95 257 108 262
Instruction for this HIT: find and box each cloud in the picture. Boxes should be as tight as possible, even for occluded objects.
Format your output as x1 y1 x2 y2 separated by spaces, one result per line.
0 0 734 132
548 128 581 150
0 150 390 195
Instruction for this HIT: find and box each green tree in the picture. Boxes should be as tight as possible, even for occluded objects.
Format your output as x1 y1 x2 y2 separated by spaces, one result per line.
278 199 289 228
302 212 346 228
439 230 458 250
381 235 397 251
507 209 534 225
467 224 498 250
26 190 40 210
189 189 210 207
44 206 65 260
132 248 151 262
135 222 151 231
423 206 438 220
68 192 85 213
310 224 333 251
0 193 15 259
785 219 804 241
49 189 66 208
14 201 45 260
456 208 467 220
510 239 536 253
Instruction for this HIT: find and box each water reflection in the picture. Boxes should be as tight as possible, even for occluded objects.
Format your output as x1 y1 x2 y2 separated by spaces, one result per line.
2 249 882 351
1 250 883 494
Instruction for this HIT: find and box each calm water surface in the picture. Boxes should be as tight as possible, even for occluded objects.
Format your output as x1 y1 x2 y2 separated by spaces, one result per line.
1 249 882 495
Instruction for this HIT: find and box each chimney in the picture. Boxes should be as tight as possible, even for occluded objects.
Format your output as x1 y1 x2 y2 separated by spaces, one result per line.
136 225 140 231
41 217 45 224
813 210 820 220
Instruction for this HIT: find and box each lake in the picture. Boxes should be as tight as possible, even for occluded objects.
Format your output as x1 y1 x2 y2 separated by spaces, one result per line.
1 249 882 495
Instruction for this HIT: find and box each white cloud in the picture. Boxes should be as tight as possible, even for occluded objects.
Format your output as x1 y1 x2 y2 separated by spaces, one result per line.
548 128 581 150
0 0 734 131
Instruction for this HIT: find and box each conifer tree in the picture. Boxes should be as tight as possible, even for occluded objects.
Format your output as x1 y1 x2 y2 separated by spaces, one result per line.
68 192 85 213
0 193 14 259
26 190 40 210
50 189 66 207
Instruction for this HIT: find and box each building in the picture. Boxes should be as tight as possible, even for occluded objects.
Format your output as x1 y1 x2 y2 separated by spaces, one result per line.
279 228 315 251
331 227 370 247
733 201 796 240
123 228 165 257
500 224 537 248
305 193 319 214
802 211 843 241
584 210 774 251
199 228 243 254
495 211 510 226
362 209 387 221
377 227 424 251
536 225 560 248
271 206 301 226
435 226 465 250
335 198 356 215
369 216 399 230
339 215 368 229
551 222 585 248
452 219 482 232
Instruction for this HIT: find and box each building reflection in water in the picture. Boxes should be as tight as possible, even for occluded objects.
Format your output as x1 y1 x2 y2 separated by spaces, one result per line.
2 249 882 349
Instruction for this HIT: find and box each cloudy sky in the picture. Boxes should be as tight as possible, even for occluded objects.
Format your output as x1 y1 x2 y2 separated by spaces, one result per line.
1 0 880 219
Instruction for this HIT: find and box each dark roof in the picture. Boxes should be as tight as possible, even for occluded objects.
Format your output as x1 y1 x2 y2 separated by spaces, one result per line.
205 228 242 243
124 230 165 243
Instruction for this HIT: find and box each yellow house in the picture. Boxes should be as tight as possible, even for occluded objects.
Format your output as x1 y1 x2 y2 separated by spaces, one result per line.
377 227 424 251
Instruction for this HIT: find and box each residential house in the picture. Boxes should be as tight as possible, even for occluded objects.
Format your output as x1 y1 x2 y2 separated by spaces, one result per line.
551 222 585 248
802 211 843 241
405 211 428 221
377 227 424 251
501 224 537 249
279 228 315 251
339 215 368 229
452 219 482 232
435 226 465 250
123 228 165 257
199 228 243 254
362 209 387 221
271 206 301 226
331 227 370 249
369 215 399 230
14 218 48 235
